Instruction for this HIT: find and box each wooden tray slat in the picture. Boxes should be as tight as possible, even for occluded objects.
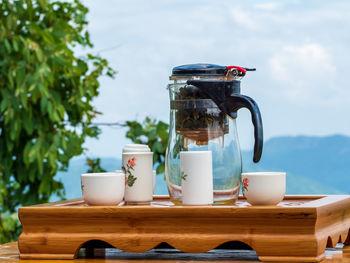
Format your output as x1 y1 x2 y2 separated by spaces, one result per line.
18 195 350 262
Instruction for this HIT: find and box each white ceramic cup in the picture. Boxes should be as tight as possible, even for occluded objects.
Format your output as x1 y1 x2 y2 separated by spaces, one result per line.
122 144 153 204
241 172 286 206
180 151 213 205
81 172 125 206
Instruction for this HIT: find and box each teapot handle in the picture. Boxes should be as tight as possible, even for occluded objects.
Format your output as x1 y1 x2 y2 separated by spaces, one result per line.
222 94 263 163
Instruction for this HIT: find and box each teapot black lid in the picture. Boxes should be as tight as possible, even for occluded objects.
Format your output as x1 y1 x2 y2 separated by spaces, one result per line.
172 63 255 77
172 63 227 76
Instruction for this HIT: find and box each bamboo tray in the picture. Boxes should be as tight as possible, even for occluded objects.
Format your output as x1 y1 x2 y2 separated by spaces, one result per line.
18 195 350 262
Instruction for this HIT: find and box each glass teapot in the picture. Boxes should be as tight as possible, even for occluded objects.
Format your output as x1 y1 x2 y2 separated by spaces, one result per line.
165 64 263 204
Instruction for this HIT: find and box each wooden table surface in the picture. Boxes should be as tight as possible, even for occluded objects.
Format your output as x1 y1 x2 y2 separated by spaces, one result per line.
2 242 350 262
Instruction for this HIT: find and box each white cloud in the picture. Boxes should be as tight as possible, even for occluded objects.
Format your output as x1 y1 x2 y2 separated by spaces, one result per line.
229 7 259 31
253 2 281 11
270 43 336 81
268 43 337 105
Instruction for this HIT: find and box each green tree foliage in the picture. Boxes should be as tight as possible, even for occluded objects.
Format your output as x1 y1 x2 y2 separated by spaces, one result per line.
0 0 115 242
0 213 21 244
124 117 169 174
86 158 106 173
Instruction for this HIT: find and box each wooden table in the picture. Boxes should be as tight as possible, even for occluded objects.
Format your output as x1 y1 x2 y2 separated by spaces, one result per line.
2 241 350 262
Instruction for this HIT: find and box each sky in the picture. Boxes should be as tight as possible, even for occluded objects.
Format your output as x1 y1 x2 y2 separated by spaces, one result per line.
81 0 350 158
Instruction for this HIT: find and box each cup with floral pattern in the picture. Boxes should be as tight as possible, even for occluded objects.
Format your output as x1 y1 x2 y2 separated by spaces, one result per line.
122 144 153 205
180 151 213 205
241 172 286 206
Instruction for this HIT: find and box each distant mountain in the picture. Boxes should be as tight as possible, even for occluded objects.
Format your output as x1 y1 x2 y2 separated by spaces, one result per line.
242 134 350 194
55 134 350 201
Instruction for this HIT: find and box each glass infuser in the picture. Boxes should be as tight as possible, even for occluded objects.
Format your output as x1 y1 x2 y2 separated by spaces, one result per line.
165 64 263 204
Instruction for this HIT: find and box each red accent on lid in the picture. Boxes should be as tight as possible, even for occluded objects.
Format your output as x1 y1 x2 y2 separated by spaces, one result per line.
226 66 247 74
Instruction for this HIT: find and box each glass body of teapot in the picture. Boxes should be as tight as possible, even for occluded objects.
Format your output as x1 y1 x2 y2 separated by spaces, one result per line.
165 64 263 205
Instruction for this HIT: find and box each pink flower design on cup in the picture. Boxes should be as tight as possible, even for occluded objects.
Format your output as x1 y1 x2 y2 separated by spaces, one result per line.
243 178 249 187
122 157 137 187
242 177 249 197
128 157 136 167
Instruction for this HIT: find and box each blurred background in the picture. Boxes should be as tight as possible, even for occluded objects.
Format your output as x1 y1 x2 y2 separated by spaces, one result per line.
73 0 350 196
83 0 350 156
1 0 350 243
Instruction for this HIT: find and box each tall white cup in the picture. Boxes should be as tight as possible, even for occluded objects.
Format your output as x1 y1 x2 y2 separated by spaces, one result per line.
122 144 153 205
180 151 213 205
116 169 156 194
